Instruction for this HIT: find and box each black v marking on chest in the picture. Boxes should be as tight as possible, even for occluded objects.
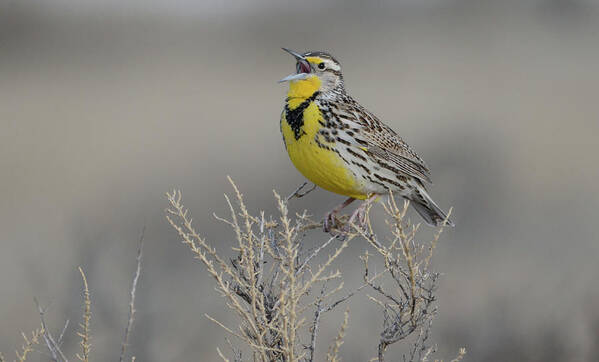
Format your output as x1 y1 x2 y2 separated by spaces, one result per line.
284 91 320 140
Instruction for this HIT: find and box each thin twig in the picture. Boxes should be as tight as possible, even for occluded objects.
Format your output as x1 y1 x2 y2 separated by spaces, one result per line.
295 235 337 276
119 225 145 362
216 347 230 362
225 338 242 362
57 320 69 347
77 267 91 362
34 298 69 362
327 308 349 362
307 285 326 362
15 328 43 362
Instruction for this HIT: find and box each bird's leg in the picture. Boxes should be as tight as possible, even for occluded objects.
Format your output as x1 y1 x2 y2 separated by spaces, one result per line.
286 182 317 202
346 194 378 232
324 197 355 232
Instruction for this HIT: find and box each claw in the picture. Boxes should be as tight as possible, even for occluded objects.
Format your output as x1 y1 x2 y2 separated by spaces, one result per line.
323 210 336 233
322 197 355 233
345 194 378 233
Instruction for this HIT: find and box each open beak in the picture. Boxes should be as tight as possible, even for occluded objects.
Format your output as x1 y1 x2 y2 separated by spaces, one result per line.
278 48 311 83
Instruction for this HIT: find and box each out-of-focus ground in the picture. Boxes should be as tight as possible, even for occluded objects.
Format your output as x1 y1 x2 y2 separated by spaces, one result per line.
1 0 599 360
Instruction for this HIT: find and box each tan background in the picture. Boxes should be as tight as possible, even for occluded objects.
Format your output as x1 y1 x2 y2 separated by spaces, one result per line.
1 0 599 360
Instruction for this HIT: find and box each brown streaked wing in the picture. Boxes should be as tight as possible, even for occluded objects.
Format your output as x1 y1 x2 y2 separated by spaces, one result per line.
341 102 433 184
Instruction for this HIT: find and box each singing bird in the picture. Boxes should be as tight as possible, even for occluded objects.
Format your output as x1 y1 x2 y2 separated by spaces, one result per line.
279 48 453 231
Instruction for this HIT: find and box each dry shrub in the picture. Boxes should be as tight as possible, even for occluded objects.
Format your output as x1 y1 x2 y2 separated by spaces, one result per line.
166 178 463 361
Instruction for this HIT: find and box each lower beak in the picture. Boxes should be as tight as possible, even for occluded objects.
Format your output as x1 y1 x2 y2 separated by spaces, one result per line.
278 72 310 83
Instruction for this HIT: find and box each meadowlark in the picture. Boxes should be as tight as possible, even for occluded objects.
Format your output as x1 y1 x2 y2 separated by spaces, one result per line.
279 48 454 231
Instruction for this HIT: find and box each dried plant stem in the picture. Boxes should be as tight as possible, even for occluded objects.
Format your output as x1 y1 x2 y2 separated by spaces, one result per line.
15 328 43 362
119 226 145 362
34 298 69 362
451 348 467 362
326 308 349 362
216 347 230 362
77 267 91 362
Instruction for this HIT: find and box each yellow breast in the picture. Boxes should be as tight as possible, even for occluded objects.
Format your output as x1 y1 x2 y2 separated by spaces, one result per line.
281 84 367 200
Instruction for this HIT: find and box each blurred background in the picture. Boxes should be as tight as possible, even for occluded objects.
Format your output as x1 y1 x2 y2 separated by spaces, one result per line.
2 0 599 360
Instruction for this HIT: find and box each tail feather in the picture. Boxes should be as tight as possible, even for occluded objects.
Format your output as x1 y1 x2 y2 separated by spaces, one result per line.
410 188 454 227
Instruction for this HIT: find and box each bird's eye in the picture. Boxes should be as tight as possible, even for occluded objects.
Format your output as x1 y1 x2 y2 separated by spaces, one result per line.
318 62 326 70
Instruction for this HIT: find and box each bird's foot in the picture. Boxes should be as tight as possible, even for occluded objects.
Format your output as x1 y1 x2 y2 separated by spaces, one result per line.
344 194 378 234
345 204 367 233
323 210 338 233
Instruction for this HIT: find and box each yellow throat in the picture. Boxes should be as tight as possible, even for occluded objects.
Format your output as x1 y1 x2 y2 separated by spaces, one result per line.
286 74 321 108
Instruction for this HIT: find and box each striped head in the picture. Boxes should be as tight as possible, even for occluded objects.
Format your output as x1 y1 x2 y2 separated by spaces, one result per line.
279 48 344 98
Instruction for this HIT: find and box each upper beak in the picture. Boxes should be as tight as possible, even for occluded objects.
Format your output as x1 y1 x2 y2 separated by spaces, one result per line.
278 48 311 83
282 47 304 60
